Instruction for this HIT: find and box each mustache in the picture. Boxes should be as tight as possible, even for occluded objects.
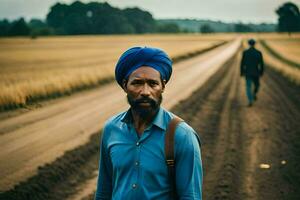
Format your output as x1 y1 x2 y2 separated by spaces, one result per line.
134 97 156 104
127 94 162 118
127 94 162 112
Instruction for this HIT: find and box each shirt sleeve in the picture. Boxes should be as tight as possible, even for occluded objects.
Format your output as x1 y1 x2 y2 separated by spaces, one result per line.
259 51 264 76
95 123 113 200
240 51 246 76
174 122 203 200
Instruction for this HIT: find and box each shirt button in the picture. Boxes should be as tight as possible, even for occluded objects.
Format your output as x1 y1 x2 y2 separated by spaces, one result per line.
132 183 138 189
135 161 139 166
136 142 140 146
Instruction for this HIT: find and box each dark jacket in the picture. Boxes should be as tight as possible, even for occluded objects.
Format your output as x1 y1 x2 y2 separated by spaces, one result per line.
241 47 264 77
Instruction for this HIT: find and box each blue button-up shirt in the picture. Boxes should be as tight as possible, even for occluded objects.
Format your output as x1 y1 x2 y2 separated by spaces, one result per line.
95 107 203 200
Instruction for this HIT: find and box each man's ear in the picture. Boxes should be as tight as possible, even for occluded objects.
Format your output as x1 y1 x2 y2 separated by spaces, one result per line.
122 79 128 92
161 79 166 93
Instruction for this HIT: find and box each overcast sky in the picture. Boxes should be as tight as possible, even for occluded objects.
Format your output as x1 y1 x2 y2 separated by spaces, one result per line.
0 0 299 23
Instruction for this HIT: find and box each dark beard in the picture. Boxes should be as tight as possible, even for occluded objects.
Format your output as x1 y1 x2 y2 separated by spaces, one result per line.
127 94 162 118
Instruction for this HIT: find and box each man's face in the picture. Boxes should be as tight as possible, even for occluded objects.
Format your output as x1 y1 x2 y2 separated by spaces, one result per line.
123 66 165 115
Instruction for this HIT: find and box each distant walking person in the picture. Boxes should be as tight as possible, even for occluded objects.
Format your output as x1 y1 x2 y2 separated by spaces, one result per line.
240 39 264 106
95 47 203 199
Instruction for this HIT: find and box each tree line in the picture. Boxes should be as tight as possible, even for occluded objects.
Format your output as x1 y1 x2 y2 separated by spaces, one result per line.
0 1 299 37
0 1 183 37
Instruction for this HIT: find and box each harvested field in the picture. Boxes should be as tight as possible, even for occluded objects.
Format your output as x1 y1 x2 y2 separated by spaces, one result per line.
257 41 300 85
260 38 300 68
1 39 300 200
0 34 232 110
257 33 300 66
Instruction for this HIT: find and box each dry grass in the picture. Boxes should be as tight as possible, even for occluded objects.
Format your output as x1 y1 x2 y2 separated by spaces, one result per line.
259 44 300 85
257 34 300 85
263 39 300 64
0 34 233 110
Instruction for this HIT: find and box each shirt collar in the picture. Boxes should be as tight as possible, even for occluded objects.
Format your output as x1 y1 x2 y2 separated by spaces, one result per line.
121 107 167 131
121 108 133 124
152 107 167 131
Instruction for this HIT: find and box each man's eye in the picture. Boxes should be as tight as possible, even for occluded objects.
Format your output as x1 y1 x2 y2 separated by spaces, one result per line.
149 81 159 86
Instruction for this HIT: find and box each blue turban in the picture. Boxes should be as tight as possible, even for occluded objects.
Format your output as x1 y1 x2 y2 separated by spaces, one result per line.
115 47 172 87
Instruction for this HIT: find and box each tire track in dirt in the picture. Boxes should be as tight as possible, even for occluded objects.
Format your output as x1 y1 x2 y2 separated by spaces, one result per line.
189 52 243 200
239 66 300 200
169 50 243 200
207 55 242 200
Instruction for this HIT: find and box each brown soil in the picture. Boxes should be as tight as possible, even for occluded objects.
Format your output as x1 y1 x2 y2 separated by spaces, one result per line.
172 53 300 200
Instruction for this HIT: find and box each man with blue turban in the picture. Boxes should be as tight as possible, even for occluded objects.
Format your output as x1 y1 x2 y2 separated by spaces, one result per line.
95 47 203 200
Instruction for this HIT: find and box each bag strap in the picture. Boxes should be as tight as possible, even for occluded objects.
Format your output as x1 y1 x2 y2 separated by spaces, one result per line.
165 116 184 198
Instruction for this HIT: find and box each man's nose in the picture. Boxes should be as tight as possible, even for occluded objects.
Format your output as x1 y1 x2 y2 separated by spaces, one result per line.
140 84 151 96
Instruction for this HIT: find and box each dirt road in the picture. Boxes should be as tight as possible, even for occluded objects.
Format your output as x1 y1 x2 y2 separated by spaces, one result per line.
0 39 240 191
